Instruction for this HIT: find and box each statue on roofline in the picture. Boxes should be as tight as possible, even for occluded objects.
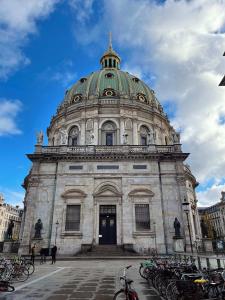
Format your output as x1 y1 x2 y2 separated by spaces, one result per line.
36 131 44 145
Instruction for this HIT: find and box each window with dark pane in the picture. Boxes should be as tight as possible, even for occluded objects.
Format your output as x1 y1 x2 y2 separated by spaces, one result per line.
141 136 147 146
68 126 79 146
135 204 150 231
65 205 80 231
106 133 113 145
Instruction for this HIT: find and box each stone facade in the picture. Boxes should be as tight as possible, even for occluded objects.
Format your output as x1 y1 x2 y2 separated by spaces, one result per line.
19 42 200 255
0 194 23 241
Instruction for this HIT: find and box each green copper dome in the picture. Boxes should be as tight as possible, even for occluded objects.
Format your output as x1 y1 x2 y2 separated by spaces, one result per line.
63 69 158 104
58 38 163 113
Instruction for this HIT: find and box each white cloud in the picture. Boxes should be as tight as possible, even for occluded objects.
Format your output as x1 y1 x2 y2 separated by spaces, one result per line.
197 182 225 207
70 0 225 205
69 0 94 23
0 99 22 136
0 0 59 79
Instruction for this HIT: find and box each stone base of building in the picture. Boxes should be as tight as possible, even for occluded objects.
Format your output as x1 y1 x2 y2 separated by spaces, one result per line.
3 241 20 253
18 244 30 256
173 237 184 252
203 238 213 252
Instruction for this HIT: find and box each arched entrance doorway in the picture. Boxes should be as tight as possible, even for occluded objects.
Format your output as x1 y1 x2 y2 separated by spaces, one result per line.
93 183 122 245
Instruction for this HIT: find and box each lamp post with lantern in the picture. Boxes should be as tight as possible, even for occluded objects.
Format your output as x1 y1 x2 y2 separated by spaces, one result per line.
55 220 59 245
182 201 193 254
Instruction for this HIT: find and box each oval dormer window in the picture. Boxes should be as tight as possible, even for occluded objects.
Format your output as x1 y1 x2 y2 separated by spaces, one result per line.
103 89 116 97
105 73 114 78
132 77 139 83
80 78 87 83
137 93 147 103
72 94 82 103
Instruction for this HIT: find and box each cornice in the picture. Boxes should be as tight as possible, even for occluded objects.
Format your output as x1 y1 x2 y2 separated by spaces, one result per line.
27 151 189 163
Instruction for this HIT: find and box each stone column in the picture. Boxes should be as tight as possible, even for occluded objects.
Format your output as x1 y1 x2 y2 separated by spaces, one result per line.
120 117 125 144
93 118 98 145
80 119 86 145
133 119 138 145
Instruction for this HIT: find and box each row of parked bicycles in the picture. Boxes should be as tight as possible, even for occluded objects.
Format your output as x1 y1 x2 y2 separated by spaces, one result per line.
139 256 225 299
113 256 225 299
0 256 35 292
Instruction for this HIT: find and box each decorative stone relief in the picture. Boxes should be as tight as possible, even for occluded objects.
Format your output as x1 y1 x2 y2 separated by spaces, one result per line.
125 118 132 130
29 176 39 187
59 127 68 145
86 119 94 130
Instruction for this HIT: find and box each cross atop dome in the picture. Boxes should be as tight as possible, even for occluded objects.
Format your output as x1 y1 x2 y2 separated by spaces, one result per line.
100 32 121 70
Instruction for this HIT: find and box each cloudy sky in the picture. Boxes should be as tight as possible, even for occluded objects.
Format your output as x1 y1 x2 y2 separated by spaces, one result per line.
0 0 225 207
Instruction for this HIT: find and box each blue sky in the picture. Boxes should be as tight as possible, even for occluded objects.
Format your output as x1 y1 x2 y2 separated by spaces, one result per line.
1 0 225 207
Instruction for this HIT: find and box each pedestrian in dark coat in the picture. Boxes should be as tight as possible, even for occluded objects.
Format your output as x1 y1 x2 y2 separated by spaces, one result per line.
51 245 57 264
31 244 36 264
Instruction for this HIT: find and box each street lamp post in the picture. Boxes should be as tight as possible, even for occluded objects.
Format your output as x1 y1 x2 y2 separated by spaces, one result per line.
153 221 157 255
182 202 193 254
55 220 59 245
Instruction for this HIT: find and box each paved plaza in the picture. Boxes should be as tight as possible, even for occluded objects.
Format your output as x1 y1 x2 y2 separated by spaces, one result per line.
0 259 161 300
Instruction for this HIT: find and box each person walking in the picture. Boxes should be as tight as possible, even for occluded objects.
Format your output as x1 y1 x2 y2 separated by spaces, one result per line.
31 243 36 264
40 248 46 264
51 245 57 264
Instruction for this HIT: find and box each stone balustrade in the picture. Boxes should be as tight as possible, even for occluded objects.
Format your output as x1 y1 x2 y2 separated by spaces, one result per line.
39 144 181 154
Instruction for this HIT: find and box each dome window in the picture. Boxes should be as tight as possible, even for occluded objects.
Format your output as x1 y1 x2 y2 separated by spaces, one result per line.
105 73 114 78
71 94 82 103
137 93 147 103
68 126 79 146
80 78 87 83
132 77 139 83
103 88 116 97
140 125 149 146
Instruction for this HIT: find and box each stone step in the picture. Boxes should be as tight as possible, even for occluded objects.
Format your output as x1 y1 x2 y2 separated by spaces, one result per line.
78 245 138 257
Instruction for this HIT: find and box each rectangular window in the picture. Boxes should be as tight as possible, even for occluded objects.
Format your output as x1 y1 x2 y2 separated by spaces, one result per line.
133 165 147 169
72 137 78 146
65 205 80 231
69 165 83 170
97 165 119 170
135 204 150 231
106 133 113 145
141 136 147 146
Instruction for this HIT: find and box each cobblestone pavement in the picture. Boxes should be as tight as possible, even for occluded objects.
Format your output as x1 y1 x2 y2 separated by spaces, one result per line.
0 259 161 300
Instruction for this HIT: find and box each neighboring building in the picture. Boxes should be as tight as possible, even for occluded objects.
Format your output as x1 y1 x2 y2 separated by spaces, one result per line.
198 191 225 239
184 165 201 245
19 40 200 255
0 194 23 241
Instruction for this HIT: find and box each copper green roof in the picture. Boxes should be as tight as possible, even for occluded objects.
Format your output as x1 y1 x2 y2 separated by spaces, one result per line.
63 69 159 106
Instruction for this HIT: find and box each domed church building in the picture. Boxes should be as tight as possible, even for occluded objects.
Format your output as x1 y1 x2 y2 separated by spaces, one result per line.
19 39 201 255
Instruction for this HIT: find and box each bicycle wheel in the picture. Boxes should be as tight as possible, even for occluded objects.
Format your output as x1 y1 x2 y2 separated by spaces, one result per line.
25 262 35 275
166 281 179 300
139 265 146 279
13 265 29 282
113 289 127 299
7 284 15 292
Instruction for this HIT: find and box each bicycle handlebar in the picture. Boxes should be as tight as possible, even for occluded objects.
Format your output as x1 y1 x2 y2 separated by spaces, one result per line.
126 265 132 269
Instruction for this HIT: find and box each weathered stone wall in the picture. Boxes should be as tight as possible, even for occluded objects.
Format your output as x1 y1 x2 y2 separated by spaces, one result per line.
20 158 193 255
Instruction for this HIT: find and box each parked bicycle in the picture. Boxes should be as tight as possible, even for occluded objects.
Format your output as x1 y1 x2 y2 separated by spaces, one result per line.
139 255 225 299
113 265 139 300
